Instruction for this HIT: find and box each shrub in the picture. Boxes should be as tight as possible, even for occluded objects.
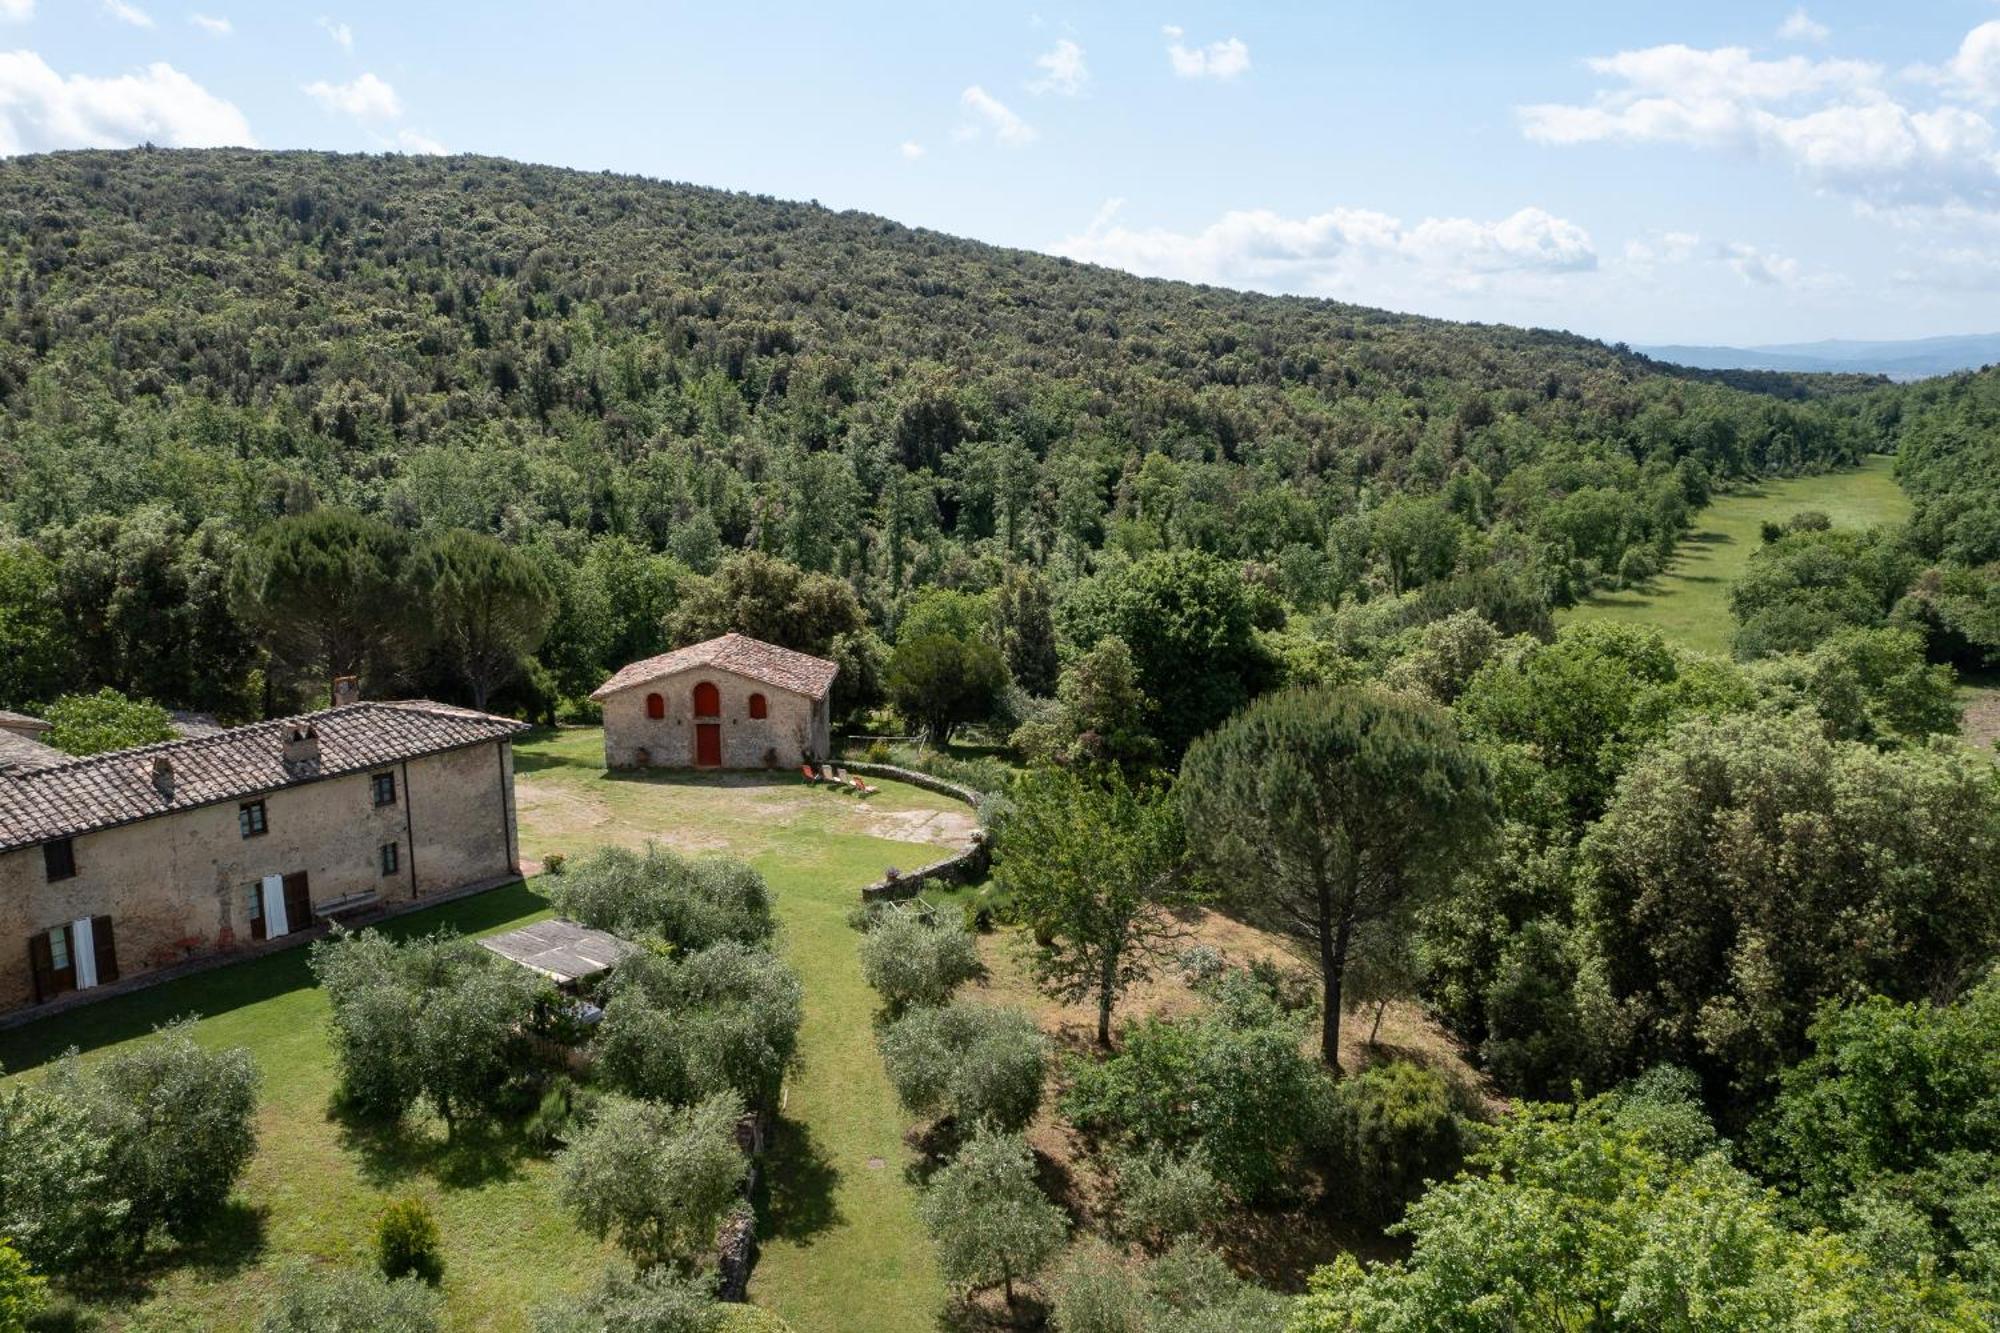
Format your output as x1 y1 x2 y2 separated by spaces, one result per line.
858 911 981 1012
375 1197 443 1286
2 1024 258 1271
919 1127 1067 1308
1176 945 1226 986
1047 1239 1282 1332
34 1016 260 1248
865 739 893 763
532 1261 724 1333
1114 1147 1218 1247
1140 1239 1287 1329
878 1001 1047 1132
42 687 177 756
595 943 804 1111
1047 1241 1146 1333
547 843 774 951
57 1020 260 1238
524 1077 601 1152
0 1076 126 1270
1329 1061 1463 1225
257 1263 443 1333
556 1092 746 1269
1064 980 1333 1203
0 1237 46 1331
543 851 567 876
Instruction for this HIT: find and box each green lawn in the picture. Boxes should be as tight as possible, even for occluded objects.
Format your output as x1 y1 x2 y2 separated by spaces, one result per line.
0 880 605 1332
0 728 970 1332
1562 455 1911 657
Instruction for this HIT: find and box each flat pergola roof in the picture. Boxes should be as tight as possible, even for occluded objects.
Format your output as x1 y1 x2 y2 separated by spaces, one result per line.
479 919 637 984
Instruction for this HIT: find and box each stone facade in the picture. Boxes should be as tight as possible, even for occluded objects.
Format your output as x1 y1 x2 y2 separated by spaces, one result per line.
0 718 523 1019
600 666 829 770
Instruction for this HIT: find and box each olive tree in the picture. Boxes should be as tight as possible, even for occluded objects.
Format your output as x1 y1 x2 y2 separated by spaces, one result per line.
919 1127 1068 1308
1180 687 1492 1070
878 1001 1047 1132
555 1092 746 1270
858 910 981 1013
257 1264 443 1333
547 844 774 951
594 942 804 1112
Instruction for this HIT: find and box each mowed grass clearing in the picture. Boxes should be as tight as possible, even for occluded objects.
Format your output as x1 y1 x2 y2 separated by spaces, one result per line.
1562 455 1910 658
0 727 973 1332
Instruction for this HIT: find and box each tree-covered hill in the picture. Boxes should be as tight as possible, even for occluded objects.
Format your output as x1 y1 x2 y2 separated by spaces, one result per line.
0 148 1872 718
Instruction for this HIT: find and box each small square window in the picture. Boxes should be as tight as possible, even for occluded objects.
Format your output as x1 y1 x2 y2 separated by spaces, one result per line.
380 842 399 877
43 838 76 882
371 772 397 808
239 801 267 838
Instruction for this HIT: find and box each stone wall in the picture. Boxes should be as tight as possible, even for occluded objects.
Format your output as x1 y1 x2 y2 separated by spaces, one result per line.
0 740 519 1017
600 667 827 770
844 761 991 903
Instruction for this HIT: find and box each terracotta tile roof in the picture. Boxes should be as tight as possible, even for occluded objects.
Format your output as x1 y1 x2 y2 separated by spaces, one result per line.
591 632 839 702
0 701 527 853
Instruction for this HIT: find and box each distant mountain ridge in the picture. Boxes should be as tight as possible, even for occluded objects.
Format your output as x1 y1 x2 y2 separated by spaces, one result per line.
1635 333 2000 381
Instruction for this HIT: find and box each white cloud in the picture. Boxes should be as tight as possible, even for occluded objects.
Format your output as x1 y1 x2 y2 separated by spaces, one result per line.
303 71 400 119
317 15 352 51
959 84 1035 146
103 0 153 27
1935 21 2000 106
1164 26 1249 80
1052 199 1595 299
1778 8 1829 43
1030 38 1088 96
394 127 444 155
0 1 32 22
1625 229 1703 265
189 13 230 35
899 139 925 160
1723 241 1802 285
1519 35 2000 212
0 51 252 154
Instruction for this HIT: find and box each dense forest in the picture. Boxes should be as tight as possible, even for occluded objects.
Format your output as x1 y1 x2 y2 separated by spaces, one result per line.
0 147 1880 722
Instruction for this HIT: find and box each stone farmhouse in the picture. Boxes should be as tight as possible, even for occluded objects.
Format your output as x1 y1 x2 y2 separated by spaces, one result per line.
0 700 528 1018
592 632 836 770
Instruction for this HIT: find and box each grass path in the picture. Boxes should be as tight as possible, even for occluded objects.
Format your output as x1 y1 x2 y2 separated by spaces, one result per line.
514 729 957 1333
1562 455 1910 657
0 729 964 1332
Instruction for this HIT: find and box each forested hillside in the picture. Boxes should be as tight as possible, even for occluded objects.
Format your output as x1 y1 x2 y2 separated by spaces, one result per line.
0 148 1872 720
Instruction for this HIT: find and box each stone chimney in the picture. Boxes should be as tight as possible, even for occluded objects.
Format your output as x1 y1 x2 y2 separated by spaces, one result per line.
150 754 175 800
282 723 321 777
332 676 361 707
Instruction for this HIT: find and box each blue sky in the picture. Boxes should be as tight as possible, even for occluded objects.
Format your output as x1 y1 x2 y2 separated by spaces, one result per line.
5 2 2000 344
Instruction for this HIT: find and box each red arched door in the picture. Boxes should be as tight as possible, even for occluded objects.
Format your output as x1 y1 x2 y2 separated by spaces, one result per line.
692 681 722 766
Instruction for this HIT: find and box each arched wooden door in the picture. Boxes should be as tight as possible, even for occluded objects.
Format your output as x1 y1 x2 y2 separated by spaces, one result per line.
693 681 722 766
